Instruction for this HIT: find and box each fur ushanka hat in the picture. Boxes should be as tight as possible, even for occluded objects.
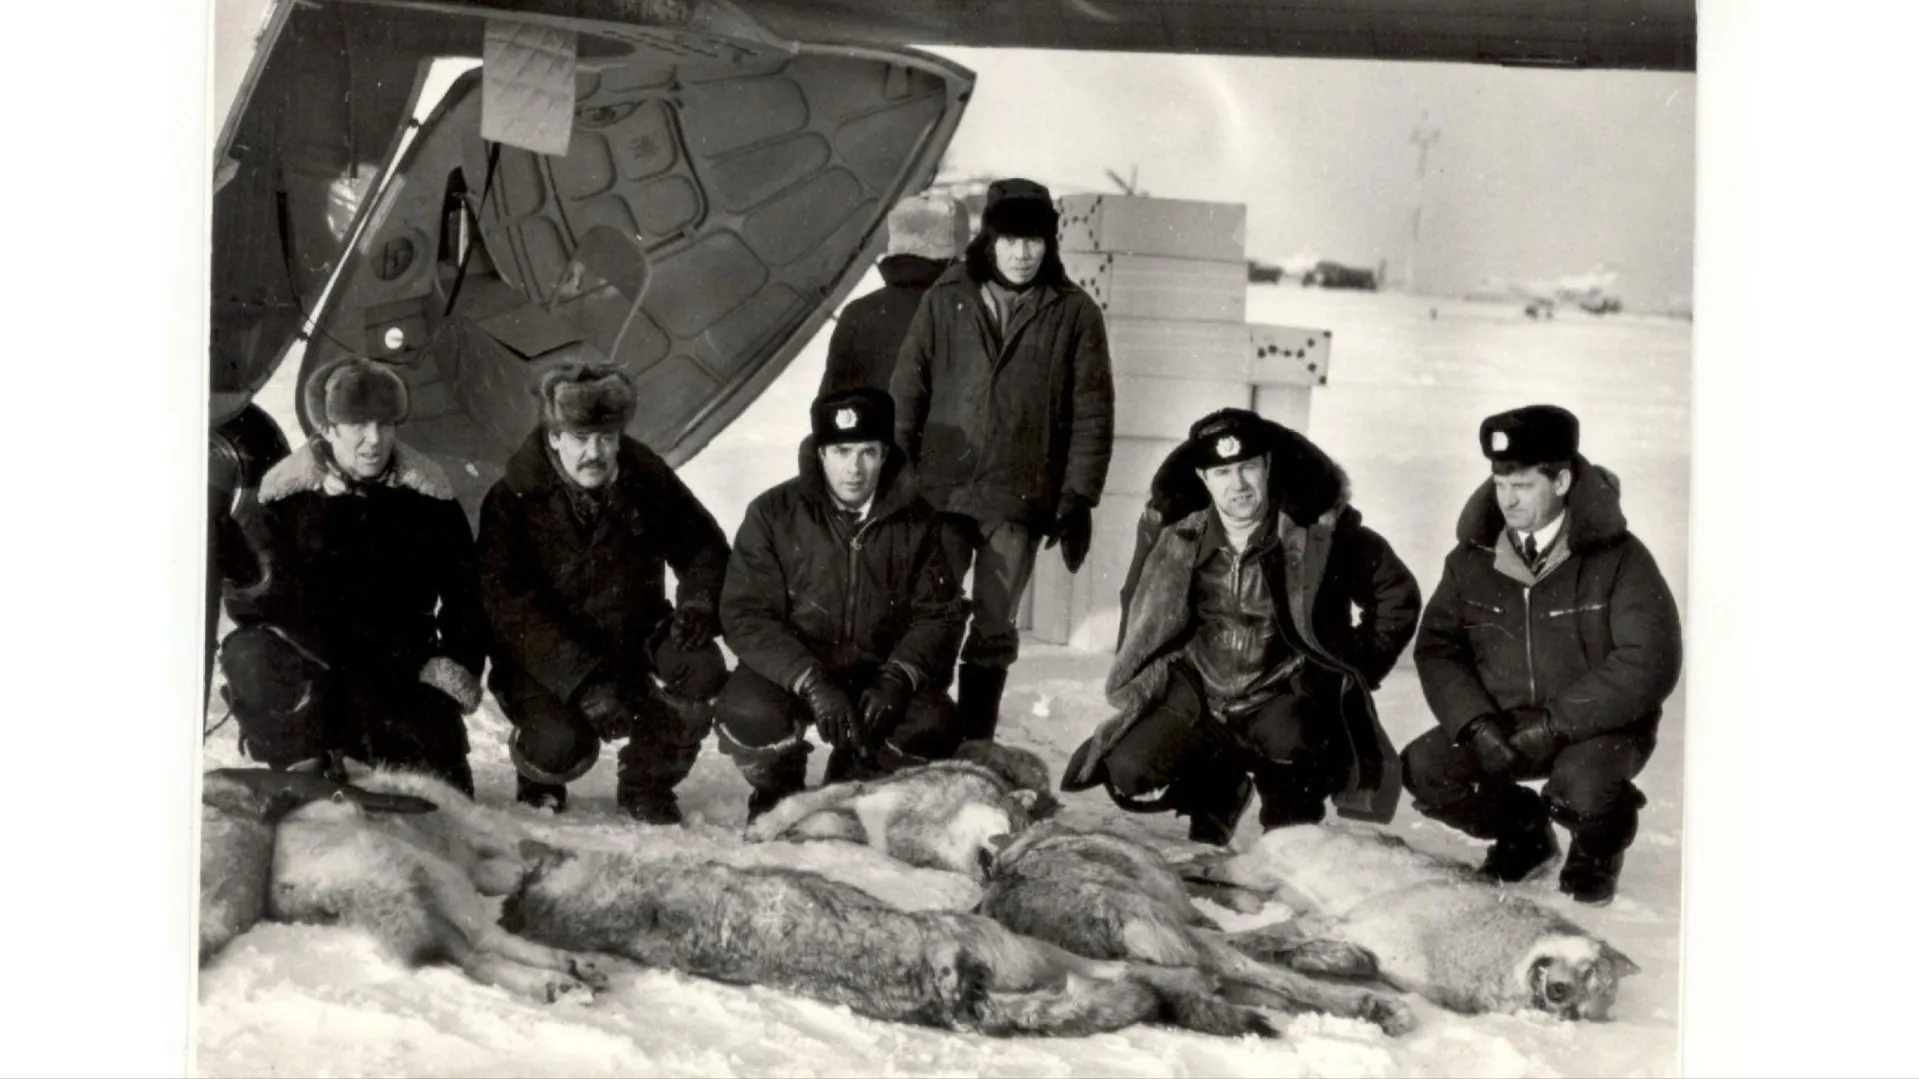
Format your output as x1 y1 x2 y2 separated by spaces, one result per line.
302 357 410 429
537 359 637 435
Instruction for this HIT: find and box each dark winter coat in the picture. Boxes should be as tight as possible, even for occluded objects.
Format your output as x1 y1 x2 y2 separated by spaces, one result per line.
721 440 963 693
1063 420 1424 824
820 255 950 396
227 439 487 685
477 430 730 708
1413 456 1683 745
889 262 1115 530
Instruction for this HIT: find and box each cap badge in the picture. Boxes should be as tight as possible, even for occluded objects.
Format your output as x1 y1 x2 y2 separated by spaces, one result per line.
1490 431 1509 452
834 408 858 430
1215 435 1240 459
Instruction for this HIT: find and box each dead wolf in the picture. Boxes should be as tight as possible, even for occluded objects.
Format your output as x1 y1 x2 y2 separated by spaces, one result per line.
1181 822 1642 1020
978 821 1417 1036
266 764 620 1003
500 840 1276 1039
742 740 1060 881
198 767 437 962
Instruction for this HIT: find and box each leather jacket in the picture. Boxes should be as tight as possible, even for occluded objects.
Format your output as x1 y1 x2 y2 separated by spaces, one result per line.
1182 513 1304 718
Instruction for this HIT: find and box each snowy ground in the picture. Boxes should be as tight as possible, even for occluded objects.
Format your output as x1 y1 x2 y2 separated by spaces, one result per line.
198 284 1691 1078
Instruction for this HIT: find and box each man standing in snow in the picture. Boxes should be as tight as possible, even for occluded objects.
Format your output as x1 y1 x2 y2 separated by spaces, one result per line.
220 356 488 796
1061 408 1422 844
1404 405 1683 905
819 192 969 395
716 387 965 820
889 177 1115 745
476 356 732 824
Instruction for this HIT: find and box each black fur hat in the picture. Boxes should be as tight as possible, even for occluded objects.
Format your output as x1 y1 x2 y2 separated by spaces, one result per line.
1179 408 1273 469
302 357 409 429
1480 404 1580 464
811 387 895 448
982 177 1059 239
537 359 636 435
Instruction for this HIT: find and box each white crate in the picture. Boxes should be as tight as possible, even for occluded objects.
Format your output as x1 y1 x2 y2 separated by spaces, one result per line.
1105 317 1251 382
1064 253 1247 323
1113 374 1251 440
1057 194 1247 262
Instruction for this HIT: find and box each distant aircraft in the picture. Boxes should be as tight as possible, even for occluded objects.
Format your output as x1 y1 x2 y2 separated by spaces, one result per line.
1481 265 1625 318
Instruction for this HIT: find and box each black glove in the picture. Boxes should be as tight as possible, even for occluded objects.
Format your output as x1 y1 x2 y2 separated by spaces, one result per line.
575 678 637 741
1505 706 1565 767
1463 714 1522 778
670 606 718 651
799 669 857 751
858 665 915 744
1045 493 1094 573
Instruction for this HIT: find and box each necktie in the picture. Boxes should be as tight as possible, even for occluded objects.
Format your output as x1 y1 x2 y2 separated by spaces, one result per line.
1522 533 1539 570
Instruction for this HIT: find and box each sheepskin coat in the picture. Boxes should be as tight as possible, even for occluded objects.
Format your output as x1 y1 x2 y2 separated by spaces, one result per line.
1062 419 1422 823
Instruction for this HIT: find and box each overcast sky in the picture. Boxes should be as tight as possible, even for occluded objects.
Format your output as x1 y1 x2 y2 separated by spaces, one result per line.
927 47 1696 309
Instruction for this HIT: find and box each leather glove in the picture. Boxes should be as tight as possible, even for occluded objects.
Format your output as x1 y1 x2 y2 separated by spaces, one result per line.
669 606 718 651
1463 714 1522 778
858 665 915 744
798 669 857 751
1505 706 1566 767
1044 493 1095 574
575 678 637 741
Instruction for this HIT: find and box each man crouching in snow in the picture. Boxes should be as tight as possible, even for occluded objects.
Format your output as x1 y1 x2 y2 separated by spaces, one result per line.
1404 405 1683 905
716 387 966 821
476 356 731 824
1062 408 1422 845
221 357 488 795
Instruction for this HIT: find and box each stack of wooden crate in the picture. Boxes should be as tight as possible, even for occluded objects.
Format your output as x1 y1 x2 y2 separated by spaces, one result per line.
1019 193 1335 652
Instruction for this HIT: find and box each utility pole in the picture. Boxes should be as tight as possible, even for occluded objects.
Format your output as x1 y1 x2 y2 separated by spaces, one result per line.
1408 112 1442 294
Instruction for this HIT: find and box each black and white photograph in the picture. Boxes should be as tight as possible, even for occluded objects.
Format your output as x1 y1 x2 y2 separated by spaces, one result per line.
183 4 1711 1067
179 2 1711 1075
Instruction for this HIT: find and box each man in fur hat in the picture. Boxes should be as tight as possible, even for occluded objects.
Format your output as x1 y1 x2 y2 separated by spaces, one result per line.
889 176 1115 745
221 356 488 795
475 355 731 823
716 387 964 820
820 192 969 396
1061 408 1423 845
1404 405 1683 905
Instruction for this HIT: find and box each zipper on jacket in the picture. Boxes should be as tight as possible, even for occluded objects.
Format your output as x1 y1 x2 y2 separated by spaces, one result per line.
844 516 876 647
1522 586 1537 704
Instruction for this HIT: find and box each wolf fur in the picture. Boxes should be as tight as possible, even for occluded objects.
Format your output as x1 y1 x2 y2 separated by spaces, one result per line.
742 740 1060 881
198 767 437 962
266 764 619 1004
500 840 1275 1039
979 821 1417 1036
1182 822 1642 1020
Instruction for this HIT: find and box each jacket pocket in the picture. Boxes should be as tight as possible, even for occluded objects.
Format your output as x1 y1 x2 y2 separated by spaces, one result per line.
1545 602 1609 618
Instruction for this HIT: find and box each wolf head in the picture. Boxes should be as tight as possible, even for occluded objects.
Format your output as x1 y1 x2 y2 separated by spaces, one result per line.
952 740 1062 820
1521 935 1642 1021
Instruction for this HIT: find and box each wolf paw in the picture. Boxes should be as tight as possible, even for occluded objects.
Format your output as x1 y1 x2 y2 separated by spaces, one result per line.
566 955 613 992
1363 993 1417 1037
1283 939 1379 980
741 816 782 843
542 974 595 1006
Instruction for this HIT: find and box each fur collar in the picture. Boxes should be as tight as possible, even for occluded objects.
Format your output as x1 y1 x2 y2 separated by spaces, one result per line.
876 254 950 290
260 439 453 503
793 435 923 524
1145 416 1352 533
1454 454 1629 553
